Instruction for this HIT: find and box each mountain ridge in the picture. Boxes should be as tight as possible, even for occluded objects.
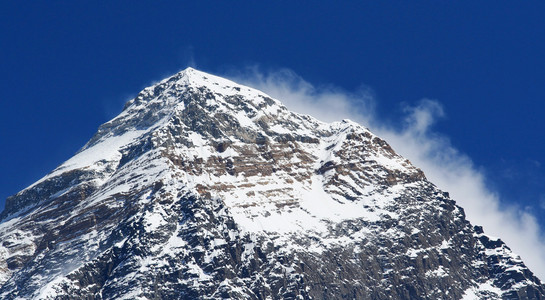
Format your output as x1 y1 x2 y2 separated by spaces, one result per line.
0 68 543 299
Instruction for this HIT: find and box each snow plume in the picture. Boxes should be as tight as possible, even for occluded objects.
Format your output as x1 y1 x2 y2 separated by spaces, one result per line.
227 67 545 281
226 66 376 124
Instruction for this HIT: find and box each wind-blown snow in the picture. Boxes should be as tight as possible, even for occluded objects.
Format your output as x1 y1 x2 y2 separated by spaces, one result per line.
1 67 542 299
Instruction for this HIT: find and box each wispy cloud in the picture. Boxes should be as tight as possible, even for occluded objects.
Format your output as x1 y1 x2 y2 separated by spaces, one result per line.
225 66 376 124
226 66 545 281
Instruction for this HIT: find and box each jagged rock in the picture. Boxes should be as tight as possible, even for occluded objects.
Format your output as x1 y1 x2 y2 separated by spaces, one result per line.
0 68 543 299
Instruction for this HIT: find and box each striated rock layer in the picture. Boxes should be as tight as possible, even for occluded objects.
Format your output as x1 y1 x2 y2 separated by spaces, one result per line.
0 68 543 299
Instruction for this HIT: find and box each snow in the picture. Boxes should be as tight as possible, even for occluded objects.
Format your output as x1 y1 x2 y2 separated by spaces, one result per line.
209 138 405 235
117 289 147 300
440 239 452 249
425 266 448 278
144 211 166 231
26 129 147 191
234 111 258 129
35 276 67 299
369 153 408 172
187 262 212 281
461 281 503 299
299 175 380 222
1 66 539 299
186 132 215 160
183 68 273 101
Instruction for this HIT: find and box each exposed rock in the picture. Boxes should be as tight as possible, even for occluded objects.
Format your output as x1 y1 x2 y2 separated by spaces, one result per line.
0 68 543 299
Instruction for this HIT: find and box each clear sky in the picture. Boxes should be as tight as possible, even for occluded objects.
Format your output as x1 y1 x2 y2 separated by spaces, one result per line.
1 2 544 259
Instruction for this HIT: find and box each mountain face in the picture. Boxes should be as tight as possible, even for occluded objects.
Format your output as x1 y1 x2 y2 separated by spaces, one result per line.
0 68 543 300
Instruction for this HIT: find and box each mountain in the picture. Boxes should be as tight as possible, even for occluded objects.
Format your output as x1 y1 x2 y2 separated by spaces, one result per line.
0 68 543 299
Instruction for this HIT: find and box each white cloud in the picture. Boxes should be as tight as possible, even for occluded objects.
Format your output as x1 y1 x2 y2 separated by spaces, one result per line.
227 67 545 281
225 66 376 124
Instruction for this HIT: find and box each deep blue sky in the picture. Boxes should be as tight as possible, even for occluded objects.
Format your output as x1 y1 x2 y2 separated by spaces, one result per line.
1 2 544 226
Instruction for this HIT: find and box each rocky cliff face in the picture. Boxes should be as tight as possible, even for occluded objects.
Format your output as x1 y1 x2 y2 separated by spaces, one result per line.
0 68 543 299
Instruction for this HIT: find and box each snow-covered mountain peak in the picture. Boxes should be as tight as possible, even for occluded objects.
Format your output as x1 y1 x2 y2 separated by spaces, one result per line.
1 68 544 299
165 67 248 92
125 67 278 110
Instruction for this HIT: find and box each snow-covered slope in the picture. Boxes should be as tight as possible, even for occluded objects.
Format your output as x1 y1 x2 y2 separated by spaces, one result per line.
0 68 543 299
